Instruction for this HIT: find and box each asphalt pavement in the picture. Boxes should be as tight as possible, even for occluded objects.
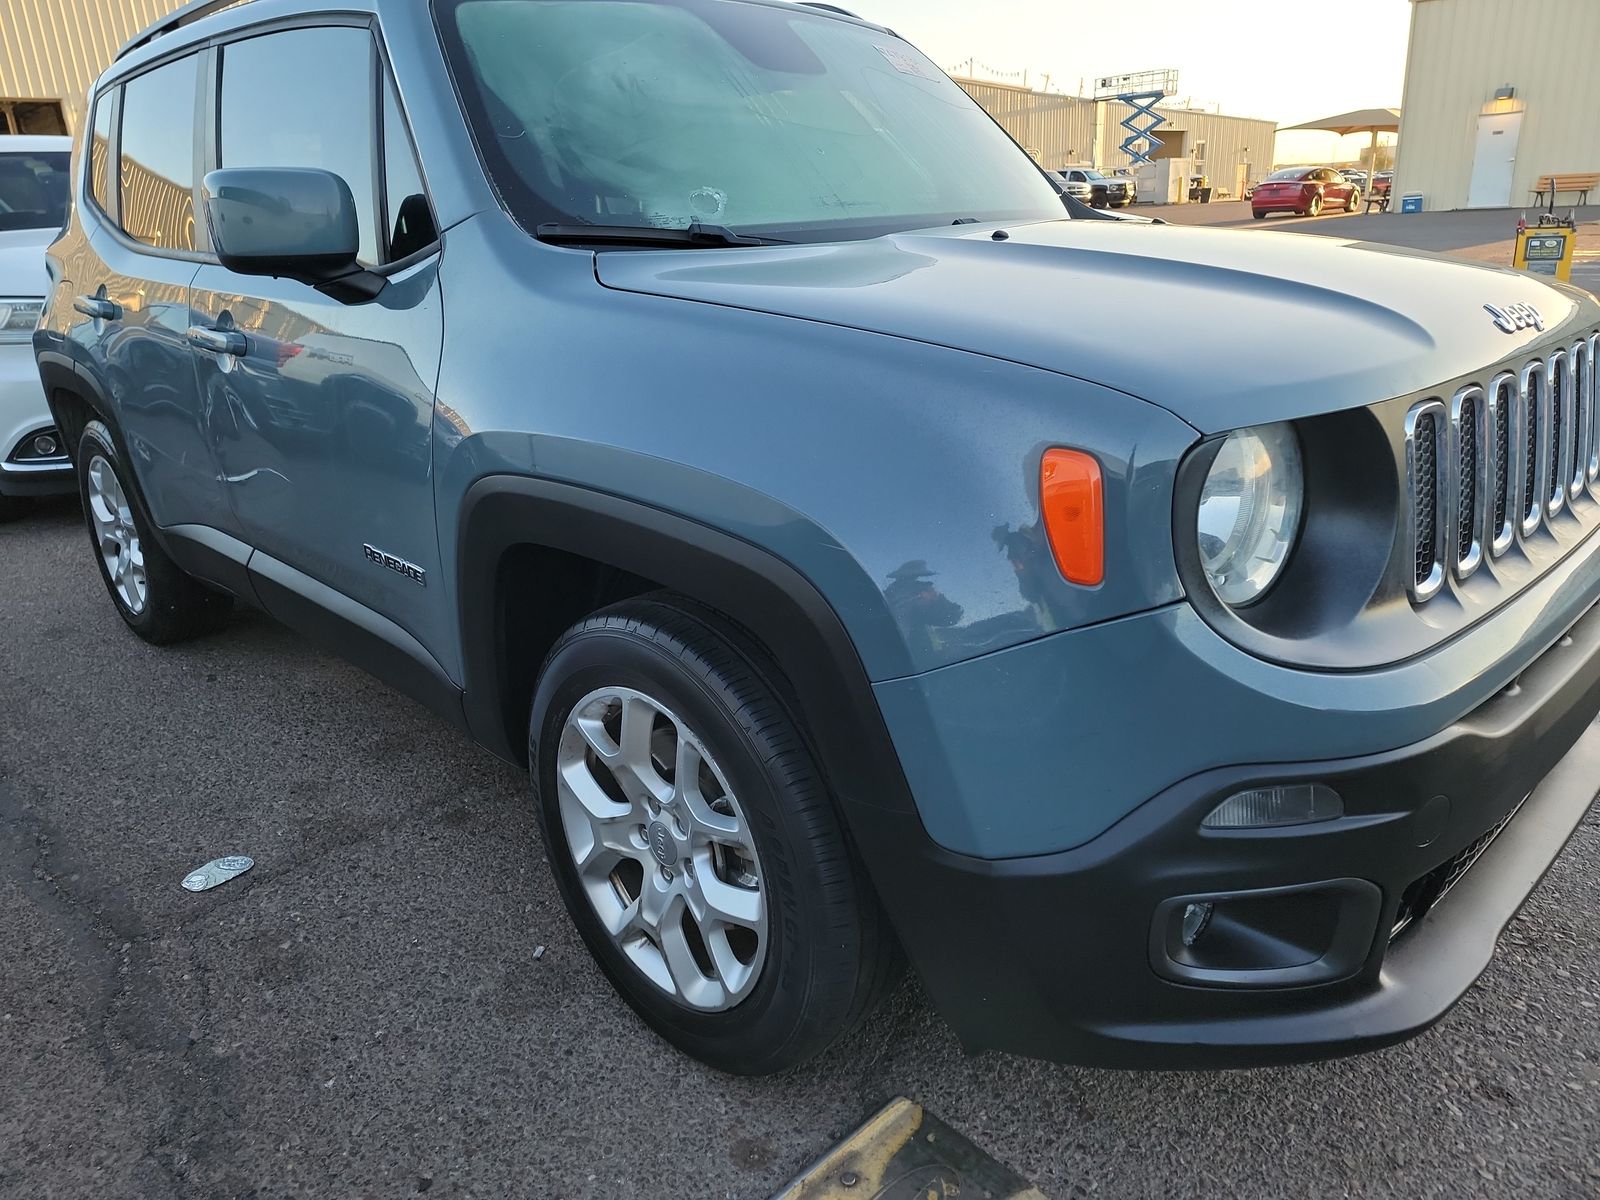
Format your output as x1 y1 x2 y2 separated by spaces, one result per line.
1141 200 1600 294
5 253 1600 1197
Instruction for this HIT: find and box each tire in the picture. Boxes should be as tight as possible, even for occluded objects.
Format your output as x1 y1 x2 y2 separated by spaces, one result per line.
76 419 231 644
1307 193 1324 218
529 596 899 1075
1347 190 1361 212
1253 210 1267 220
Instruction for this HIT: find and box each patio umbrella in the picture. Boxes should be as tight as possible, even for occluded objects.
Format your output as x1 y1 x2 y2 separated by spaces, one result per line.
1282 107 1401 185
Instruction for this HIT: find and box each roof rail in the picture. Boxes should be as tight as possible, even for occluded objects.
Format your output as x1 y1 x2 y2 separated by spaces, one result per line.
116 0 252 61
796 2 863 17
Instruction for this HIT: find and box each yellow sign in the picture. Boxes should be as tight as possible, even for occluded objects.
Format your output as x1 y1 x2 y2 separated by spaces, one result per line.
1515 227 1575 281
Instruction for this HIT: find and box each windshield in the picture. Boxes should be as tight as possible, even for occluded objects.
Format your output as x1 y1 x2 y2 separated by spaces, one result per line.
436 0 1065 242
0 152 69 231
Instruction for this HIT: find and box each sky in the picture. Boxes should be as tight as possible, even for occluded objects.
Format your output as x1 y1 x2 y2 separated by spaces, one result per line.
855 0 1413 166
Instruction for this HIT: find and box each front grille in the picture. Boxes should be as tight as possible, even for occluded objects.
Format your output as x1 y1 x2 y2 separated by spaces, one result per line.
1408 336 1600 601
1391 798 1526 939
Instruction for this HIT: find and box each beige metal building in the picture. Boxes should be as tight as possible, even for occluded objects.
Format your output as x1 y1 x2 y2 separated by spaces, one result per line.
1395 0 1600 210
955 78 1276 200
0 0 186 135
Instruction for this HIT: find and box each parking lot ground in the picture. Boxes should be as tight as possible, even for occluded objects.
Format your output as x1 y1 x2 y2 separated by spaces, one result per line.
4 338 1600 1194
1140 201 1600 294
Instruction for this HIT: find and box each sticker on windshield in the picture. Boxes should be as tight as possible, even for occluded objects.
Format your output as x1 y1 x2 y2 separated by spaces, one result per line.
876 44 935 79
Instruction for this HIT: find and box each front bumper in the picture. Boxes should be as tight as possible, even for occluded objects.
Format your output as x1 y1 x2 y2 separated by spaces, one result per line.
1 341 72 498
852 597 1600 1068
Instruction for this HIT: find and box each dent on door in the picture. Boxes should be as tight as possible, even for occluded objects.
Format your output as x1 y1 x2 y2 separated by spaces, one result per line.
190 259 445 649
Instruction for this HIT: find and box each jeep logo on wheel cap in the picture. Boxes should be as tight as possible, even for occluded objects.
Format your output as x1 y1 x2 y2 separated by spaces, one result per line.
648 821 678 867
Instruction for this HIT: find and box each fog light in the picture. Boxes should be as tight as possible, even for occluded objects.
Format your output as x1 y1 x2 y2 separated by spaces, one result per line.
1202 783 1343 830
32 433 58 458
1180 901 1213 946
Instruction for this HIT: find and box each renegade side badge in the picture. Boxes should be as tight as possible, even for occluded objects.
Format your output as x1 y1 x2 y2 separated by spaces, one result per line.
364 544 427 586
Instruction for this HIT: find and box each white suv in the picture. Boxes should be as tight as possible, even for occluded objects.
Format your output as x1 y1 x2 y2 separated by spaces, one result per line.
0 135 73 517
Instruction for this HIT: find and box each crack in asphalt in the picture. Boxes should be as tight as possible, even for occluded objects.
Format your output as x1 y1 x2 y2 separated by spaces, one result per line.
0 769 456 1199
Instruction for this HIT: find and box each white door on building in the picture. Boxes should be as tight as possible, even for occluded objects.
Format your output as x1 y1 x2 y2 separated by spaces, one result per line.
1467 110 1523 208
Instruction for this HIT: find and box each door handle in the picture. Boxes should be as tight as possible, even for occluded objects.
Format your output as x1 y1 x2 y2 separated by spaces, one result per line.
73 295 118 320
186 326 248 357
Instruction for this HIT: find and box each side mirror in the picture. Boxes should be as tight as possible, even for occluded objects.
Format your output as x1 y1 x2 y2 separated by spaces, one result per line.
201 167 382 301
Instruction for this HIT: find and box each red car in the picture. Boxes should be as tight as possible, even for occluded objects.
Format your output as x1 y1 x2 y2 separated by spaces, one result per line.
1251 166 1360 219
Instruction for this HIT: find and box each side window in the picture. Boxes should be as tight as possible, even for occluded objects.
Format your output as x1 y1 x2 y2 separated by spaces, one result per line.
381 74 438 261
219 27 380 267
89 91 114 214
119 55 200 252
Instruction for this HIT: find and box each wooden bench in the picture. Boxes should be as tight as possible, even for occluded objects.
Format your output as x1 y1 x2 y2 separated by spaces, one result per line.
1532 172 1600 212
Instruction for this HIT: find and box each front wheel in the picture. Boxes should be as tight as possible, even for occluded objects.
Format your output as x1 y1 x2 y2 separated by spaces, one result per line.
1347 190 1361 212
77 419 231 644
529 597 898 1075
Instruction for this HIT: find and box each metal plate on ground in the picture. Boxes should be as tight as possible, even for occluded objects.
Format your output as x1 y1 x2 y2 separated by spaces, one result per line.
181 855 254 892
771 1096 1046 1200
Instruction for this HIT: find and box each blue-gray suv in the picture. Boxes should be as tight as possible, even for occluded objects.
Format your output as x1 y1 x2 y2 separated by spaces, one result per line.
35 0 1600 1075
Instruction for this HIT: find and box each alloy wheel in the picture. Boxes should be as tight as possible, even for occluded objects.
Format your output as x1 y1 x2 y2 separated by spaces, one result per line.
86 454 147 615
556 686 767 1011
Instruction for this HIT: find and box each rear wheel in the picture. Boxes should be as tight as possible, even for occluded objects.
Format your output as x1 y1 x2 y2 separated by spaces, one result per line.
1253 210 1267 220
77 420 231 644
1306 193 1324 217
529 597 898 1075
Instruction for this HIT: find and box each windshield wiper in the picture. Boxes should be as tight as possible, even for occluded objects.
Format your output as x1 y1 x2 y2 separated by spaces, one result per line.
536 221 787 248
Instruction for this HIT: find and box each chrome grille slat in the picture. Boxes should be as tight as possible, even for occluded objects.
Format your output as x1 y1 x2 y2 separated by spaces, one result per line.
1487 372 1517 557
1449 386 1485 579
1519 360 1546 538
1588 332 1600 487
1406 399 1448 601
1567 341 1588 502
1547 347 1570 519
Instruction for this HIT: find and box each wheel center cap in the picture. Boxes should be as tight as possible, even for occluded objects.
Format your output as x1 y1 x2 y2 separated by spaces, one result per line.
647 820 678 867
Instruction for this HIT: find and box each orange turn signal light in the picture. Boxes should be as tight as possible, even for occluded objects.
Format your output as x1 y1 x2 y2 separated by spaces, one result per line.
1040 448 1104 586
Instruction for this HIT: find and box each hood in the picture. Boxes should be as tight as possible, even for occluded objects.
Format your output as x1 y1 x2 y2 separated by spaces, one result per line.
0 227 54 298
596 218 1588 433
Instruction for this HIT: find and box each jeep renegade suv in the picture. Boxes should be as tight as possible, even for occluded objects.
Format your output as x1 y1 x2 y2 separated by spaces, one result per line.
35 0 1600 1074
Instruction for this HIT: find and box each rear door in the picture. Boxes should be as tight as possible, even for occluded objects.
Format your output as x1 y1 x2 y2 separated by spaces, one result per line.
73 50 219 530
187 21 450 662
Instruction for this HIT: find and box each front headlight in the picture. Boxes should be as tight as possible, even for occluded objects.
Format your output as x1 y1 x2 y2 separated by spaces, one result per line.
0 299 44 345
1196 423 1304 607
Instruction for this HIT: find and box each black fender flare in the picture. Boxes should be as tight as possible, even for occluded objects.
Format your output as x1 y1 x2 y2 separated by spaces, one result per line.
455 474 920 820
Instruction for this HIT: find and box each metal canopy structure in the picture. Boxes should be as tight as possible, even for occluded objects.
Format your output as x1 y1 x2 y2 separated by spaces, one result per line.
1282 107 1402 177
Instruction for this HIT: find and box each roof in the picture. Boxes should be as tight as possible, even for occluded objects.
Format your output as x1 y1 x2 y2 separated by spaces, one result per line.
1281 107 1402 134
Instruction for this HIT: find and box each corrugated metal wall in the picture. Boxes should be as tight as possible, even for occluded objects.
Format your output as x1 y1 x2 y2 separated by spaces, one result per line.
1099 105 1278 194
955 79 1098 170
957 77 1277 195
1397 0 1600 210
0 0 186 134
